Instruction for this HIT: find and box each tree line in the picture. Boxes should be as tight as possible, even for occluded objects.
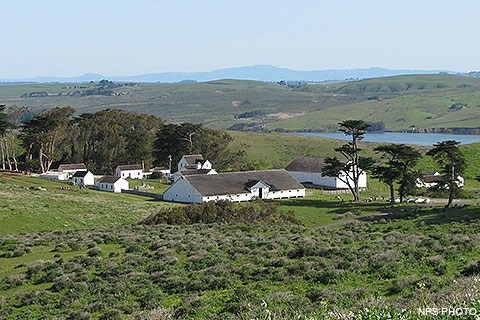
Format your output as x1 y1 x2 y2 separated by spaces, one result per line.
0 106 248 175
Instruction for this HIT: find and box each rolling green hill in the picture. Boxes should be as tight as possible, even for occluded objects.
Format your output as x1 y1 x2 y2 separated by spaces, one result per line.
1 74 480 131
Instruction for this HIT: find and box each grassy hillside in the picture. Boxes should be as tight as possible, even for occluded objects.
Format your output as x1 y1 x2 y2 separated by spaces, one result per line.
1 74 480 131
0 173 177 234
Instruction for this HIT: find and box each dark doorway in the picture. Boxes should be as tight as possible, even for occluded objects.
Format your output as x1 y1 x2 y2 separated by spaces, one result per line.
258 188 263 199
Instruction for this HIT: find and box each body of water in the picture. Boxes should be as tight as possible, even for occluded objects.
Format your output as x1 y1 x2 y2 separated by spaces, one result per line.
295 132 480 146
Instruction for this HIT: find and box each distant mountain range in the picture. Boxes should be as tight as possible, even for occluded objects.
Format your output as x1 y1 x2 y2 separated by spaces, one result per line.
0 65 461 84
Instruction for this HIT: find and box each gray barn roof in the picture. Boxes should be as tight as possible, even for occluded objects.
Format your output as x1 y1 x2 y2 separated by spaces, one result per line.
73 170 90 178
183 169 304 196
117 164 143 171
182 154 204 166
97 176 122 184
58 163 87 171
421 174 444 183
285 157 327 173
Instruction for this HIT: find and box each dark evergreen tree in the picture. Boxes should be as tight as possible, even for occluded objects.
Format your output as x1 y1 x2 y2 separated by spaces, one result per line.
323 120 374 202
426 140 466 207
373 144 422 203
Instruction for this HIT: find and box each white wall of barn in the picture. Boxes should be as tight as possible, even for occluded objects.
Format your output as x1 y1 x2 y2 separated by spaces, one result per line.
163 178 203 203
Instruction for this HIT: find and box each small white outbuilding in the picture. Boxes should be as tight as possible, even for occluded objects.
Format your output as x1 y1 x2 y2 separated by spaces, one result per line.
115 164 144 179
72 170 95 186
39 171 69 181
96 176 129 193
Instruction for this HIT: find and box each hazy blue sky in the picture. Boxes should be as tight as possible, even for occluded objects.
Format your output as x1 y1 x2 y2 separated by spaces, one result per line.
1 0 478 78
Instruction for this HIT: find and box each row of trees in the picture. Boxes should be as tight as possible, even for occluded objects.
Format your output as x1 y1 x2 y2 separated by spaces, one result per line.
0 106 247 175
0 105 28 171
323 120 466 207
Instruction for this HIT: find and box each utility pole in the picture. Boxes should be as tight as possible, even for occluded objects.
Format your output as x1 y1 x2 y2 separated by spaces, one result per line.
168 154 172 174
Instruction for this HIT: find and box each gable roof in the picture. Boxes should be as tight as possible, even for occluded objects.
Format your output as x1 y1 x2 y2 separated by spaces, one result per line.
181 168 214 175
97 176 122 184
73 170 90 178
181 154 204 166
182 170 304 196
421 174 444 183
285 157 327 173
244 179 270 189
58 163 87 171
117 164 143 171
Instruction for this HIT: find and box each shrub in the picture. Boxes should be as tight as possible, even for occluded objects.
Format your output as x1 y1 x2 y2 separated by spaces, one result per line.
142 200 300 226
462 260 480 276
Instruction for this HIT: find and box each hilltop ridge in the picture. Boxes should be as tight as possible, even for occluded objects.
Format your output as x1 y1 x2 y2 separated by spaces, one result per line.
0 65 453 83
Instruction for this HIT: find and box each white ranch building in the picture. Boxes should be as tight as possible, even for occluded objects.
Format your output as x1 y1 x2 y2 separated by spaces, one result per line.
286 157 367 189
39 171 69 181
72 170 95 186
163 169 305 203
115 164 144 179
416 172 464 189
57 163 87 178
96 176 129 193
173 154 217 181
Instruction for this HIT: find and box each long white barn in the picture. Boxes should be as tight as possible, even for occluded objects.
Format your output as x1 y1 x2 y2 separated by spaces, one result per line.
163 169 305 203
286 157 367 189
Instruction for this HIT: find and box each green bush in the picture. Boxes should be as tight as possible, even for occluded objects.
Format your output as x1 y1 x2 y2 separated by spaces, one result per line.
142 200 300 225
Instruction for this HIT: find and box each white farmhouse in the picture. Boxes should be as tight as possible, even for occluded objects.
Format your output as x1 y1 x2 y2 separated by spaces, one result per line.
177 154 212 172
416 172 464 188
286 157 367 189
96 176 129 193
57 163 87 178
72 170 95 186
115 164 144 179
163 169 305 203
173 154 217 181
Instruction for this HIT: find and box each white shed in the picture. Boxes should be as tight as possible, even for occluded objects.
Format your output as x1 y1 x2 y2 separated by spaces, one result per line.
72 170 95 186
39 171 69 181
286 157 367 189
115 164 144 179
96 176 129 193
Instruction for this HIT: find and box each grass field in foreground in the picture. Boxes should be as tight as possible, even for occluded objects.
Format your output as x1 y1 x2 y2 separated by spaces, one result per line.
0 204 479 319
0 173 178 234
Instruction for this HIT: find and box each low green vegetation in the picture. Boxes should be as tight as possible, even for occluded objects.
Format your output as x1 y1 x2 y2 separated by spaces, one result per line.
143 200 298 225
0 204 479 319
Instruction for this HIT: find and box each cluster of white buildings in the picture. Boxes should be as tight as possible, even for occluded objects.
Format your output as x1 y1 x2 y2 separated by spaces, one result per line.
37 153 466 204
38 155 373 200
39 163 151 193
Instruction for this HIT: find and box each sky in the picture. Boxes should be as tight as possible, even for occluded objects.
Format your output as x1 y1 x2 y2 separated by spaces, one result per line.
1 0 479 78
